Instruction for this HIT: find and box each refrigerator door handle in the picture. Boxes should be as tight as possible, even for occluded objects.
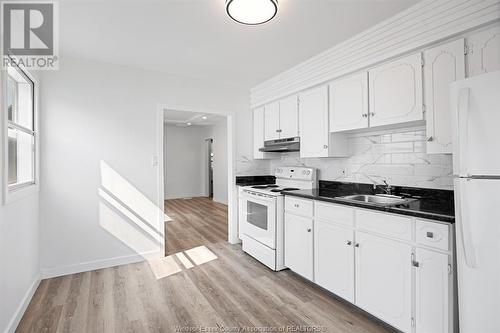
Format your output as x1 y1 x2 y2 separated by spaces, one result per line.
457 87 470 177
458 180 477 268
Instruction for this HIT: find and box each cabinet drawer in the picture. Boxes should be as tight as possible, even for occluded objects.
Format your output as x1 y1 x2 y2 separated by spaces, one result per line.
285 197 313 217
314 201 354 227
356 209 412 241
416 219 450 251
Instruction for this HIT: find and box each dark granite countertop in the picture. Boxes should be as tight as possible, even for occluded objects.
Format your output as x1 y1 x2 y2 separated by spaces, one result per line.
283 181 455 223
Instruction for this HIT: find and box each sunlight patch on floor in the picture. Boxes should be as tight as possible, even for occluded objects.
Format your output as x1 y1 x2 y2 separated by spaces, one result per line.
147 245 218 279
184 245 218 266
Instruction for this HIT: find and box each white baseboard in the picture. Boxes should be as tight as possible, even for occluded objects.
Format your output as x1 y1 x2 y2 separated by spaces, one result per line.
212 197 228 205
41 250 162 279
4 274 41 333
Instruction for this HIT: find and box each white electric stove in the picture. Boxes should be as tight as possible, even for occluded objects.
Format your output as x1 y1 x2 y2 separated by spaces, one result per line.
238 167 317 271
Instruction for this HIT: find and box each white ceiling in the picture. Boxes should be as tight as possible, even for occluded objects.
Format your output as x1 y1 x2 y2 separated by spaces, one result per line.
164 109 226 127
59 0 418 88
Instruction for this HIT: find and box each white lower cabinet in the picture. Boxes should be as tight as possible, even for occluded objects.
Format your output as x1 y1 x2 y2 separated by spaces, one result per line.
284 213 313 280
314 220 355 302
415 248 451 333
283 198 455 333
355 231 413 332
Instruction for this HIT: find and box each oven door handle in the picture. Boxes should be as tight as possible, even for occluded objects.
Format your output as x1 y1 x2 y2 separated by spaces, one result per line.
242 191 276 202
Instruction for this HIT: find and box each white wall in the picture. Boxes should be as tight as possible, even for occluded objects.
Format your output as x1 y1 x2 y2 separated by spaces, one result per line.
164 124 208 199
0 195 40 333
39 56 249 276
208 120 228 204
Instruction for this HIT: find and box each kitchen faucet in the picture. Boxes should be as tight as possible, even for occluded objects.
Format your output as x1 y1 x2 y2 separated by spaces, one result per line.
373 180 394 195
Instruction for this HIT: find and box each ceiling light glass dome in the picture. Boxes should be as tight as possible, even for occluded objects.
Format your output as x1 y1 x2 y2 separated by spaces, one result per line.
226 0 278 25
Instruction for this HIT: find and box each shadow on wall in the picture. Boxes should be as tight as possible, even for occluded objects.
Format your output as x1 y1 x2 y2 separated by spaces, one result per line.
97 161 218 279
98 160 166 255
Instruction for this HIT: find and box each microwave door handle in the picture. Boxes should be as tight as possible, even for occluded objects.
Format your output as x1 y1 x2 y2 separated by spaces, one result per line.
457 88 470 176
457 180 477 268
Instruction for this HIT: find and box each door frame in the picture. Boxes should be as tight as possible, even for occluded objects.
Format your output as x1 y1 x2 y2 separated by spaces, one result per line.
156 103 238 255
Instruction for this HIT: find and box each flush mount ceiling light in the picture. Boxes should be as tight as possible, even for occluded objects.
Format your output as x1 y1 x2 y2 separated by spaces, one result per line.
226 0 278 25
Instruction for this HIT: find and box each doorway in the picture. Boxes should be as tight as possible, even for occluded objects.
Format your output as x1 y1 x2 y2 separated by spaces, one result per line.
206 138 214 198
161 108 231 255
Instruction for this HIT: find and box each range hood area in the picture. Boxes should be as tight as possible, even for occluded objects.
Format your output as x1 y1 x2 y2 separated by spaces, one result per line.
259 137 300 153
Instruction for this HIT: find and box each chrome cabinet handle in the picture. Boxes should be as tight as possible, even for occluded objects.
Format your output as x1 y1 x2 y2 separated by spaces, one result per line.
294 204 299 208
347 241 352 246
276 129 282 133
323 145 328 149
427 136 434 142
362 113 368 118
370 112 375 117
354 243 360 248
307 228 312 232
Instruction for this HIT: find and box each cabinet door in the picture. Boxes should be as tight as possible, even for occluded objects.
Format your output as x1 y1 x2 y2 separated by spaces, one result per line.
299 86 330 158
415 249 450 333
467 26 500 77
253 107 266 159
329 72 369 132
279 95 299 139
424 39 465 154
314 220 355 302
369 53 423 127
264 101 280 141
355 232 412 332
284 213 313 280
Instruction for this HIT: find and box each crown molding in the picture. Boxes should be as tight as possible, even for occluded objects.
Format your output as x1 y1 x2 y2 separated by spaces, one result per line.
250 0 500 108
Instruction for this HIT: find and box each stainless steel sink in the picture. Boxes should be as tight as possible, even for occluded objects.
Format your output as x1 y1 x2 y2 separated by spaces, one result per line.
339 194 410 206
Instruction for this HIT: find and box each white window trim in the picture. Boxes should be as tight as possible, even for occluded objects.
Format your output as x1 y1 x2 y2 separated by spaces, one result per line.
1 63 40 205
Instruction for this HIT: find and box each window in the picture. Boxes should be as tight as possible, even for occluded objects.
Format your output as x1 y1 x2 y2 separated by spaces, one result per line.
6 64 36 191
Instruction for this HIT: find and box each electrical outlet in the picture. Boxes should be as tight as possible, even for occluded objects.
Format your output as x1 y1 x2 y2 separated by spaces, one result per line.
151 155 159 166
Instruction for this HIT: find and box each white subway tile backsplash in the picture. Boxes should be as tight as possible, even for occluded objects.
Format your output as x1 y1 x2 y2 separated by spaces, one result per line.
391 153 430 165
391 131 426 142
268 127 454 190
383 142 415 153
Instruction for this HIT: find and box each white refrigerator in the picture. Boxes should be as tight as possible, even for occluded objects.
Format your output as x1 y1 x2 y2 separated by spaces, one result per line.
450 70 500 333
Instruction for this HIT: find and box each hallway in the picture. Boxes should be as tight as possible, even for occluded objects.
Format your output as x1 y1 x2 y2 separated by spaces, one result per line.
164 197 228 255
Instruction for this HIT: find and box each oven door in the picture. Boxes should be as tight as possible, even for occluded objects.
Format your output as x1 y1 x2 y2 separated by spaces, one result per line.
240 190 277 249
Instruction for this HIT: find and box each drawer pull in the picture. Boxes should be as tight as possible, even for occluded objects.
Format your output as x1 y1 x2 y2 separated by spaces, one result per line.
426 231 434 238
307 228 312 233
294 204 299 208
347 241 352 246
354 243 360 248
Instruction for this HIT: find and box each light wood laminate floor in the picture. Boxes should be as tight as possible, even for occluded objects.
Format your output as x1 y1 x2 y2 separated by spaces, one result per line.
17 197 393 333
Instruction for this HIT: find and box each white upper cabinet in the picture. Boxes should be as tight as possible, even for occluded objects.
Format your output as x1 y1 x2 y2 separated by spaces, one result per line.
264 101 280 141
279 95 299 139
467 26 500 77
329 72 369 132
355 231 413 333
369 53 424 127
424 39 466 155
253 107 266 159
414 248 451 333
263 95 299 141
314 220 355 303
299 86 330 158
